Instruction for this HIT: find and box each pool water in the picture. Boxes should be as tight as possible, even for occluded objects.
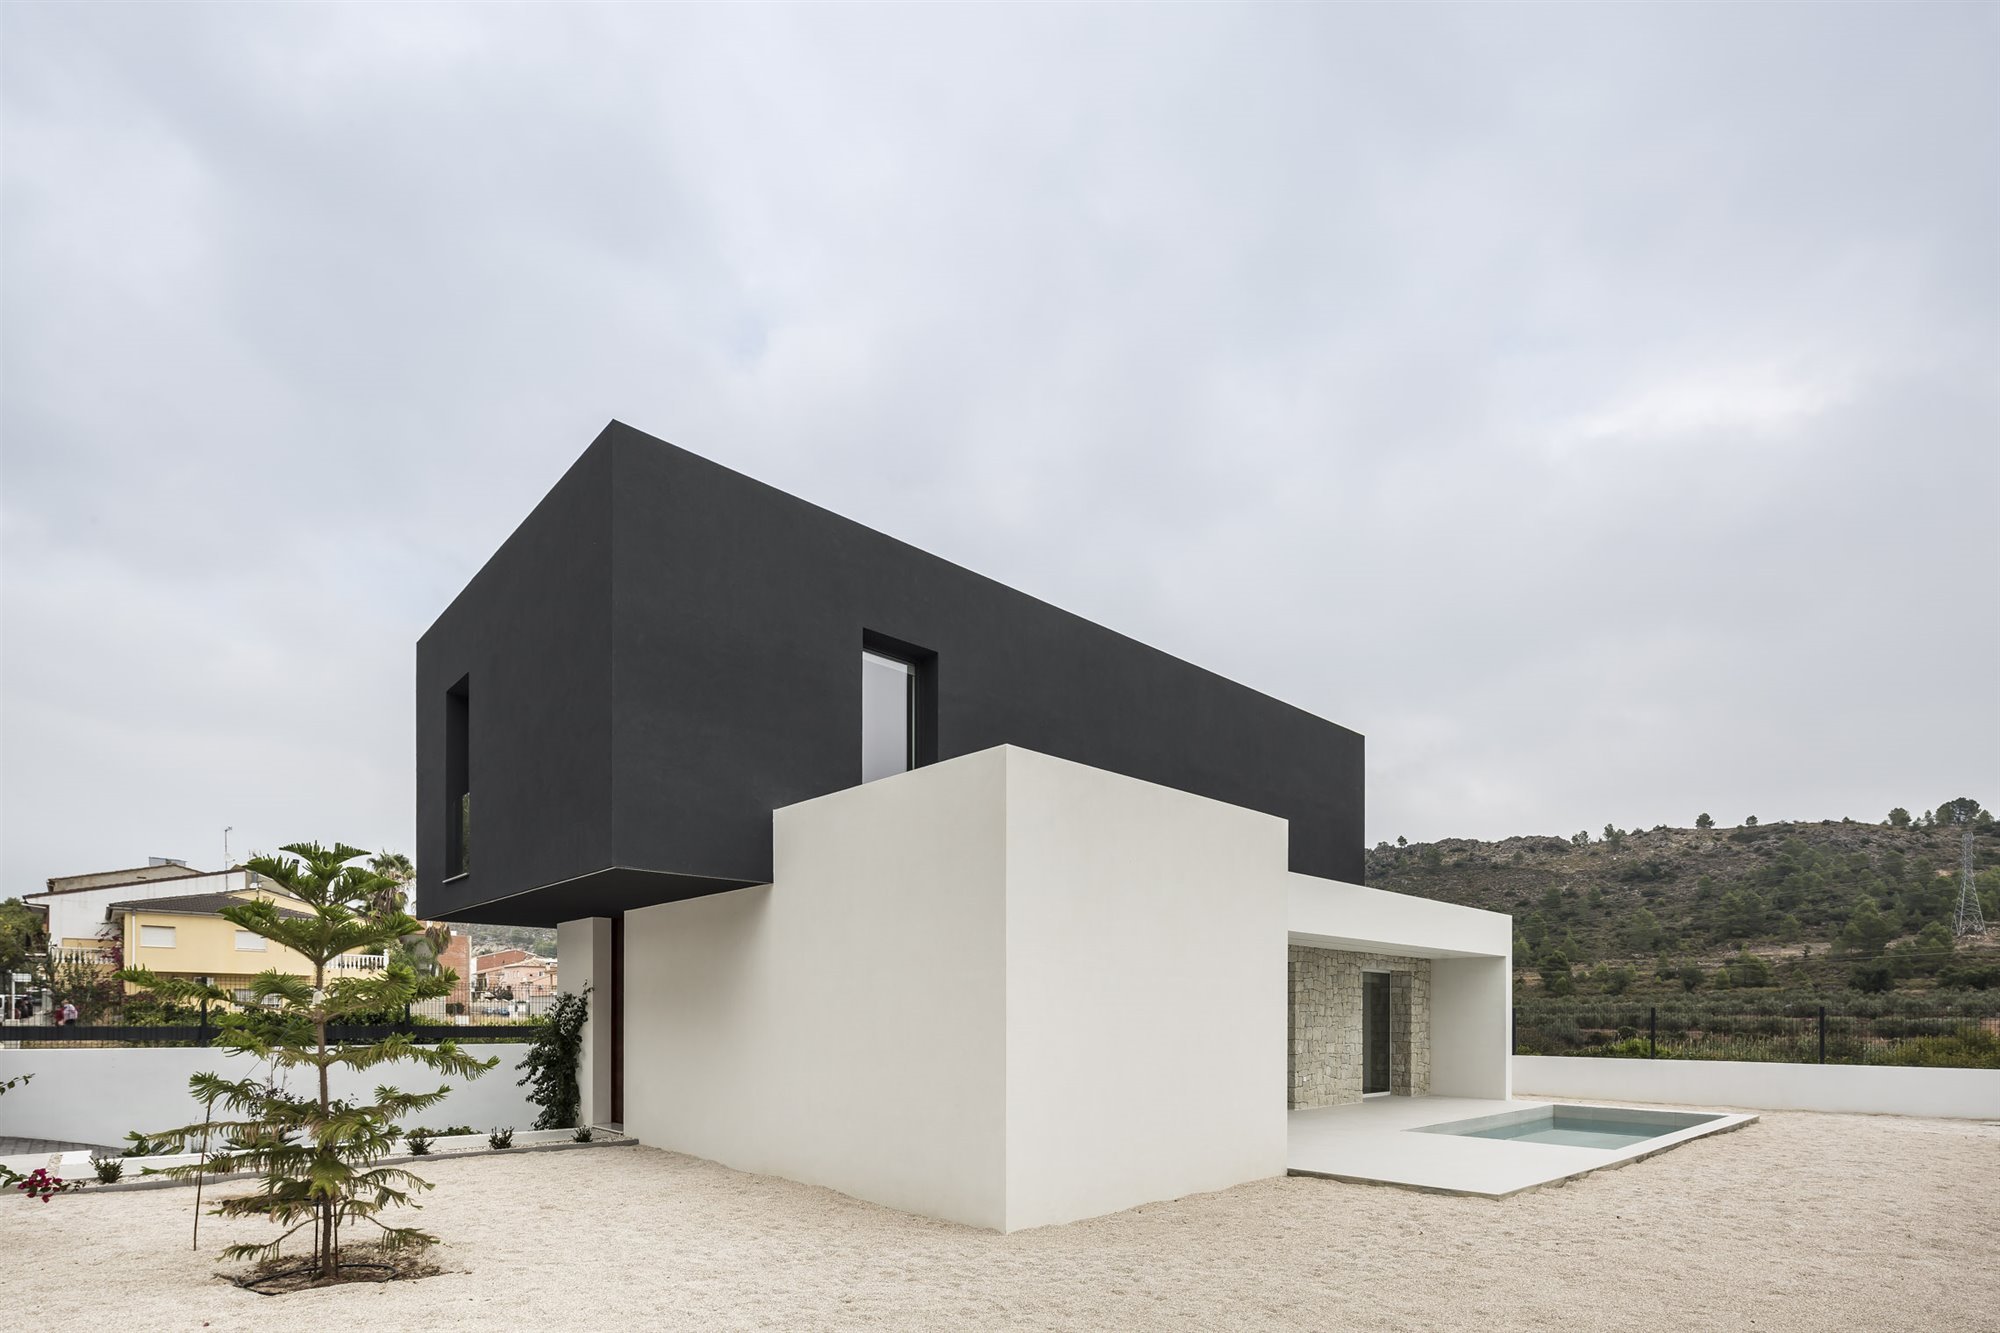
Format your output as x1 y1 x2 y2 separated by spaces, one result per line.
1414 1105 1721 1150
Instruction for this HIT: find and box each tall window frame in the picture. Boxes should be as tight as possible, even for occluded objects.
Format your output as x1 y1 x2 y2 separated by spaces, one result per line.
860 631 937 785
862 650 915 783
445 675 470 878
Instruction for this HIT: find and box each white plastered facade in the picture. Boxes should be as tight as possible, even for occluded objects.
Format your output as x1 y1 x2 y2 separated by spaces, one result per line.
25 868 258 950
565 744 1511 1231
555 915 614 1128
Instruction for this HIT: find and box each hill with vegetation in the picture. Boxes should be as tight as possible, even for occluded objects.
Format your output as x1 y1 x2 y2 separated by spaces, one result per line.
1366 798 2000 1063
457 923 557 958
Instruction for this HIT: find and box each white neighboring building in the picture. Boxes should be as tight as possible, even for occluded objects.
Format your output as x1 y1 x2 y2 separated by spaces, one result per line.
25 863 270 955
570 746 1511 1232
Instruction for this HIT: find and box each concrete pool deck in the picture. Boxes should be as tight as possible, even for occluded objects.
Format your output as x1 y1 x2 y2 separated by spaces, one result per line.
1287 1094 1757 1196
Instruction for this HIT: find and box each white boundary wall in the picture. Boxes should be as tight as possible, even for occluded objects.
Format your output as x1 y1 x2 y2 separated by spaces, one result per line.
1515 1055 2000 1119
0 1044 537 1147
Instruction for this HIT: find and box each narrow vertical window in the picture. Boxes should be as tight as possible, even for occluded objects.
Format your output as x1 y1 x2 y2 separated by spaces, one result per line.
861 650 914 783
445 676 470 876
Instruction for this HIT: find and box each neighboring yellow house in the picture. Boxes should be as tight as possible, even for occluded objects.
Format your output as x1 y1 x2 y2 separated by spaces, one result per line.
110 888 386 996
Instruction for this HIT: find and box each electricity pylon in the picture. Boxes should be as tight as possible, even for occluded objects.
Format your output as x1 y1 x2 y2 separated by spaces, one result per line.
1954 807 1986 937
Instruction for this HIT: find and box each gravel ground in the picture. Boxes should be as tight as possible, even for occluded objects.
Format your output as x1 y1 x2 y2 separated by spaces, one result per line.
5 1109 1997 1331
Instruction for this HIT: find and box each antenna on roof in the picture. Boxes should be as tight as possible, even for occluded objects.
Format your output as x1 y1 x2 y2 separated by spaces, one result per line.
223 827 233 871
1954 807 1985 937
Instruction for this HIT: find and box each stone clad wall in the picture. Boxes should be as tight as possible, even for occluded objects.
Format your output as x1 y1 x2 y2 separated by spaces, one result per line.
1288 946 1431 1109
1390 971 1423 1096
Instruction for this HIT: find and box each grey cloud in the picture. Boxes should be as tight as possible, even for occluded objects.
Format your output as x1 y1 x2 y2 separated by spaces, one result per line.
2 3 1994 891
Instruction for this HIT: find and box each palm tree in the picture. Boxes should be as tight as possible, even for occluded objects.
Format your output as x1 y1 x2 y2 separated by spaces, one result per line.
366 851 416 918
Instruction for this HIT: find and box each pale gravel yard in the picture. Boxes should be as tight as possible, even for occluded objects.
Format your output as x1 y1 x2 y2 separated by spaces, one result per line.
7 1109 1998 1332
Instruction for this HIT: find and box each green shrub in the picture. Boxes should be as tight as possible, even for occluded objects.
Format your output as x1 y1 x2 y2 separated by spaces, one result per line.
572 1126 593 1143
488 1128 514 1150
1866 1027 2000 1070
92 1157 124 1184
518 987 591 1131
1582 1037 1656 1059
1850 963 1895 994
122 995 201 1027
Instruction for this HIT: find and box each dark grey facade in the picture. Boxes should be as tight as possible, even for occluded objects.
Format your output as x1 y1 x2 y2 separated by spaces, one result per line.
417 421 1364 925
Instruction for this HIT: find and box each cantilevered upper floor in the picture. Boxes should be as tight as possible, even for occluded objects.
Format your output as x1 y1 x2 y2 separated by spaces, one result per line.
416 421 1365 924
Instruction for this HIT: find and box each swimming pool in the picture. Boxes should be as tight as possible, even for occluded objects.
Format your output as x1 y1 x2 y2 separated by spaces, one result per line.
1413 1104 1723 1150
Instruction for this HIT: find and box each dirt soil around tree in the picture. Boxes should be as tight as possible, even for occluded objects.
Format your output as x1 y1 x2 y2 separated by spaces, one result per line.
6 1109 1997 1331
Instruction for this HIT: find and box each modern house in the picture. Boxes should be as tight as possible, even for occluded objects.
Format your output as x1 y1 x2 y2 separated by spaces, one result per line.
417 421 1512 1231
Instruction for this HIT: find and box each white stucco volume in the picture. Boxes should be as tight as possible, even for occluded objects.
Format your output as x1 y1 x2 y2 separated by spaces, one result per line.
604 744 1512 1232
620 746 1289 1231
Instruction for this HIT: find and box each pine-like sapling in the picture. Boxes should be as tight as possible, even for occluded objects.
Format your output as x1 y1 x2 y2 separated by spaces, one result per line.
119 841 495 1283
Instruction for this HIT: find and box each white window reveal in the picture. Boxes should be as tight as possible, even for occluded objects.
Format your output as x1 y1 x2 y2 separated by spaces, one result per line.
234 930 267 952
140 925 177 949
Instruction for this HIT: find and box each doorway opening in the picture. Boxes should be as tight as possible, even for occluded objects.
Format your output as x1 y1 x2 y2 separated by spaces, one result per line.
1362 970 1391 1096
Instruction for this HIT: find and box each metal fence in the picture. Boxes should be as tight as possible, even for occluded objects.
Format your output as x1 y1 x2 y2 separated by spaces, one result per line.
1 993 538 1047
1513 1004 2000 1068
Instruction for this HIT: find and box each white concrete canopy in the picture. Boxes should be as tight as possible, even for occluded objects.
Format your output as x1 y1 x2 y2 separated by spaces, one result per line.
1287 873 1512 959
1287 870 1515 1102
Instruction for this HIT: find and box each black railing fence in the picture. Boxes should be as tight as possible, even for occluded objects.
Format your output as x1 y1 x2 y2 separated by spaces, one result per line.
2 996 535 1047
1513 1003 2000 1068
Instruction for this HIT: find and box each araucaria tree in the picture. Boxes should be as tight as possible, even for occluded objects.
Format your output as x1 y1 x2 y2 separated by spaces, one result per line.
119 842 494 1281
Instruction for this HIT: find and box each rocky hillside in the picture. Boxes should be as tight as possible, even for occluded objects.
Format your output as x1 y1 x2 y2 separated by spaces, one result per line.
457 922 558 958
1366 805 2000 976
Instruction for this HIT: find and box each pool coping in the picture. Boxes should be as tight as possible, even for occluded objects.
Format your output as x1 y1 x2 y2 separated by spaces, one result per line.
1408 1102 1725 1141
1286 1096 1759 1198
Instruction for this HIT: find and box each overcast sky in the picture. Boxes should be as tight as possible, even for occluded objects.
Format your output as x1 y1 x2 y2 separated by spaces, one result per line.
2 4 1995 895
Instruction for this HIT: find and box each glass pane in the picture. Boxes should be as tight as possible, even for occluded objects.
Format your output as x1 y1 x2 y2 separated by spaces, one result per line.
862 651 914 783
